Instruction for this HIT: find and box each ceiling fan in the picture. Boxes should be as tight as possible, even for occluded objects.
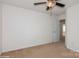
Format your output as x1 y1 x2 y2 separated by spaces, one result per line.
34 0 65 11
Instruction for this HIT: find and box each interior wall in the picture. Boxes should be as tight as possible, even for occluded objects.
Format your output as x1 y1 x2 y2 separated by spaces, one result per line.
0 3 2 54
2 4 59 52
66 4 79 52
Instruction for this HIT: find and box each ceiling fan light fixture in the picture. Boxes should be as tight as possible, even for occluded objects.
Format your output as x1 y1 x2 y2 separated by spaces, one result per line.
48 2 53 7
47 0 56 7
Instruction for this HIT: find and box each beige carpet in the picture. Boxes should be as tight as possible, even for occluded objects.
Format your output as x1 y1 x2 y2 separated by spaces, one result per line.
1 40 79 58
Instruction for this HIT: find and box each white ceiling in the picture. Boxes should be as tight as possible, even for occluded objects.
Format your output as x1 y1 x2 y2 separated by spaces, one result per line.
0 0 79 15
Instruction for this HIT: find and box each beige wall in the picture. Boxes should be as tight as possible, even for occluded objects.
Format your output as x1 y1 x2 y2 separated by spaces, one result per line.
0 3 2 54
66 4 79 52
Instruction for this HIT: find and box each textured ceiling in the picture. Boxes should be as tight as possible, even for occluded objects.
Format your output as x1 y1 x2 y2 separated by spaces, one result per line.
0 0 79 15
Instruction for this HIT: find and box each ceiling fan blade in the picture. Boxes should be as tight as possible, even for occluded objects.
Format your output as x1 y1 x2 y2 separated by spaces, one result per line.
34 2 46 5
56 2 65 7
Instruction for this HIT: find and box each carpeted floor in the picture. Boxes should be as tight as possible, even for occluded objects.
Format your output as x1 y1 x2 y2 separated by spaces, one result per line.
1 40 79 58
